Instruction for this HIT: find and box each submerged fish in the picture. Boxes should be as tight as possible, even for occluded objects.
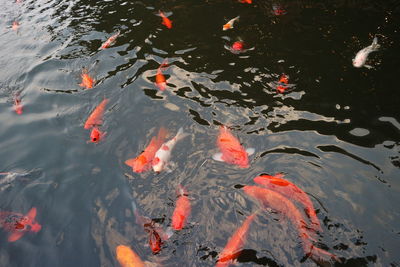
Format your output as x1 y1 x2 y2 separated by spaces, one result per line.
84 98 109 129
212 126 254 168
152 127 188 173
79 69 95 89
99 30 120 50
159 11 172 29
276 74 289 93
12 21 19 31
155 60 168 91
223 16 240 31
352 36 380 69
13 92 23 115
216 213 256 267
253 173 322 232
89 127 106 143
115 245 146 267
243 185 341 265
171 185 191 230
0 207 41 242
125 127 168 173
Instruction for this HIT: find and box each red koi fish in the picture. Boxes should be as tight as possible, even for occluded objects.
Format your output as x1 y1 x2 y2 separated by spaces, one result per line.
116 245 146 267
99 30 120 50
276 74 289 93
216 213 256 267
212 126 254 168
172 185 191 230
159 11 172 29
79 69 95 89
88 127 106 143
125 127 168 173
155 60 168 91
232 41 244 51
12 21 19 31
272 4 287 15
239 0 252 3
13 93 23 115
243 186 341 264
254 173 322 232
144 220 171 254
84 98 109 129
0 207 41 242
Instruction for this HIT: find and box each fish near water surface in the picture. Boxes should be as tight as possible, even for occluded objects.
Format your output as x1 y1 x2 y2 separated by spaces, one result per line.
125 127 168 173
212 126 254 168
216 213 256 267
171 185 191 230
155 60 168 91
84 98 109 129
276 74 289 93
152 127 188 173
99 30 120 50
159 11 172 29
223 16 240 31
89 127 106 143
352 36 380 69
116 245 146 267
79 69 95 89
253 173 322 232
13 92 23 115
0 207 41 242
243 185 341 265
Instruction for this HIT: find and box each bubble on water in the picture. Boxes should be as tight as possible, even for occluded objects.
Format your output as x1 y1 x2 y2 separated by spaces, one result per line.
349 128 370 137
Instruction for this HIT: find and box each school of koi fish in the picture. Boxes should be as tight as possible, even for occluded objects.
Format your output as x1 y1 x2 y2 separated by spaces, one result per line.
1 0 387 266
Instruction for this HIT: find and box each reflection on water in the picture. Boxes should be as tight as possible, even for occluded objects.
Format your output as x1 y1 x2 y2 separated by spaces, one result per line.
0 0 400 266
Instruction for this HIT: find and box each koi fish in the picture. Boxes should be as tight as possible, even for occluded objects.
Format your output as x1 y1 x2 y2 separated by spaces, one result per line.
115 245 146 267
276 74 289 93
272 4 287 15
79 69 95 89
12 21 19 31
223 16 240 31
253 173 322 232
89 127 106 143
353 36 380 69
99 30 120 50
172 185 191 230
0 207 41 242
125 127 168 173
144 220 171 254
84 98 109 129
152 127 188 173
243 185 341 265
159 11 172 29
216 213 256 267
239 0 252 3
155 60 168 91
13 93 23 115
212 126 254 168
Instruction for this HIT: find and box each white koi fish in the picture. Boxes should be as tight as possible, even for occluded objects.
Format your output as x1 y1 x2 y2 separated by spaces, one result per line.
352 36 380 69
99 30 120 50
152 128 188 173
223 16 240 31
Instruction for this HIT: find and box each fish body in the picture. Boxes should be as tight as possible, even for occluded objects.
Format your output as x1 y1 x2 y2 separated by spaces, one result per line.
125 128 168 173
152 128 188 173
243 186 340 264
212 126 254 168
253 174 322 232
272 4 287 15
99 30 120 50
276 74 289 93
216 213 256 267
232 41 244 51
13 93 23 115
156 68 166 91
89 127 106 143
12 21 19 31
239 0 252 3
352 37 380 68
79 69 95 89
172 185 191 230
0 207 41 242
159 11 172 29
115 245 146 267
223 16 240 31
84 98 109 129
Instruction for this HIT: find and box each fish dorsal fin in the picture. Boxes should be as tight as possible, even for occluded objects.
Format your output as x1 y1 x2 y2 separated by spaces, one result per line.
246 147 255 156
274 173 285 179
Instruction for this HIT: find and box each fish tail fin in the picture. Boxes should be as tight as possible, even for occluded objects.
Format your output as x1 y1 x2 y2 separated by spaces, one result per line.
308 245 342 265
175 127 189 142
235 15 240 21
371 36 380 51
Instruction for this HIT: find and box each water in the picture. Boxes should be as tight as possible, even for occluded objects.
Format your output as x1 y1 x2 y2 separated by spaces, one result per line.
0 0 399 266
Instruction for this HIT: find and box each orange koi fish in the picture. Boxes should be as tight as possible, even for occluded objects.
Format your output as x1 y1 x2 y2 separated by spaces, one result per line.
155 60 168 91
243 186 341 264
125 127 168 173
159 11 172 29
212 126 254 168
12 21 19 31
115 245 146 267
84 98 109 129
144 220 171 254
239 0 252 3
276 74 289 93
79 69 95 89
172 185 191 230
99 30 120 50
216 213 256 267
13 93 23 115
223 16 240 31
253 173 322 232
0 207 41 242
88 127 106 143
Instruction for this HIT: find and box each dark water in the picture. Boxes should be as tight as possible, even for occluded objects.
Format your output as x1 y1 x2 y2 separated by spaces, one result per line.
0 0 400 266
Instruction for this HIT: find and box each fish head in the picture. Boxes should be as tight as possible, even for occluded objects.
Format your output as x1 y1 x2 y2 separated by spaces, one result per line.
90 128 101 143
152 157 164 173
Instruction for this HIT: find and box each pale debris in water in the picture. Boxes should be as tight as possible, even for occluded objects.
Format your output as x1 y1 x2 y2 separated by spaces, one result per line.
164 102 180 111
